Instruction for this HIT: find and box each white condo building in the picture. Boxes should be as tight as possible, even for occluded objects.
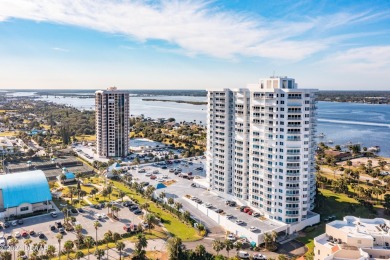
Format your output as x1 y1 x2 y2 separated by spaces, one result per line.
95 87 129 158
207 77 318 226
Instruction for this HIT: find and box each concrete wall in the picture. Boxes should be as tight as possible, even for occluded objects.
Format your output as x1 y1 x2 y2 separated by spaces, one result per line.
184 197 286 245
289 214 320 233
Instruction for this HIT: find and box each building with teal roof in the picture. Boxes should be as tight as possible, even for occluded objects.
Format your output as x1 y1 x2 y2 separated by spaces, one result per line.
0 170 53 218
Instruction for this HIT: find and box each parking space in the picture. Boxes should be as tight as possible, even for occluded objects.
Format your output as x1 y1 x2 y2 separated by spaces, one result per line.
0 201 144 247
125 157 285 241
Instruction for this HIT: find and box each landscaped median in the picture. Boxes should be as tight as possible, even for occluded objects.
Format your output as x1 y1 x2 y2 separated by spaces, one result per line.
111 180 202 242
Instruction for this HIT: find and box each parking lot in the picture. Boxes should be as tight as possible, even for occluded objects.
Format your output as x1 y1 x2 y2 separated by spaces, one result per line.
0 200 143 248
126 157 286 241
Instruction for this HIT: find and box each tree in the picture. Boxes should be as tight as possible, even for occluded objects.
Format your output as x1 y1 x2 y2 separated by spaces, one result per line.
74 224 83 247
225 239 234 257
166 237 183 260
174 202 182 211
46 245 57 259
93 221 100 250
234 241 243 256
168 197 174 205
8 237 19 260
63 240 74 260
384 194 390 215
134 234 148 259
212 239 225 256
17 250 26 260
145 213 156 232
104 230 113 259
56 234 63 260
195 244 207 258
24 239 33 259
118 190 126 202
84 236 94 260
94 249 104 260
116 241 126 260
140 202 150 213
75 251 85 260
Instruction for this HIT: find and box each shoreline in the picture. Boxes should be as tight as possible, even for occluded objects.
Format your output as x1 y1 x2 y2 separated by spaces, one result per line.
141 98 207 105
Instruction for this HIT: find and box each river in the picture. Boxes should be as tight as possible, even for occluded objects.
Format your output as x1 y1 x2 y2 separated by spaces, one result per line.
6 91 390 157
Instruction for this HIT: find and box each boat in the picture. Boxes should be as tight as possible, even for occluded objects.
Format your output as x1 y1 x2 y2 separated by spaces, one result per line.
317 133 325 138
327 140 334 144
367 146 380 152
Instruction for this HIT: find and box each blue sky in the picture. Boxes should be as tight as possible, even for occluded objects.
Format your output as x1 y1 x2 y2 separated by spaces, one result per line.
0 0 390 90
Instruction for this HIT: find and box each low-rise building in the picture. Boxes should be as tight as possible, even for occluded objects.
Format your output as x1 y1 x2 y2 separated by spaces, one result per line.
0 170 53 219
314 216 390 260
0 136 14 154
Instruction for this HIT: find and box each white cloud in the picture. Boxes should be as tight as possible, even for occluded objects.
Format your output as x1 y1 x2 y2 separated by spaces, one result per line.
0 0 387 61
52 47 69 52
322 46 390 71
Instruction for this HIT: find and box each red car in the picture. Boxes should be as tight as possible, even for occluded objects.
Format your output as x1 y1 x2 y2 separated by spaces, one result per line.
248 211 253 215
243 207 251 213
150 175 157 180
21 230 28 237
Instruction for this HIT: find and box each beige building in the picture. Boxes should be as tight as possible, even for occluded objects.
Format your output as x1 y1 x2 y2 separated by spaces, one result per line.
95 87 129 158
314 216 390 260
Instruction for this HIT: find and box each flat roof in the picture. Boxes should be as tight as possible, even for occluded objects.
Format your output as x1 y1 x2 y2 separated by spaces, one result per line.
328 216 390 238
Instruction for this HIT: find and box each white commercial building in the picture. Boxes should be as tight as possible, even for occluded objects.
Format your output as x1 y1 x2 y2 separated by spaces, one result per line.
207 76 319 231
314 216 390 260
95 87 129 158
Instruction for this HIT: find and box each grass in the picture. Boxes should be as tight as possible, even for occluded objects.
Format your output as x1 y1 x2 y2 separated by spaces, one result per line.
0 109 16 113
297 187 378 257
0 131 17 137
77 134 96 141
111 180 202 242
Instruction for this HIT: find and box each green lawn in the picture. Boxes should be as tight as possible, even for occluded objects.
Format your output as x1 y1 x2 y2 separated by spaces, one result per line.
298 188 378 257
111 180 202 242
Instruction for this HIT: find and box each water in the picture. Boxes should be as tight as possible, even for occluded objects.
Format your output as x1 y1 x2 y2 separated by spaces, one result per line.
6 91 390 157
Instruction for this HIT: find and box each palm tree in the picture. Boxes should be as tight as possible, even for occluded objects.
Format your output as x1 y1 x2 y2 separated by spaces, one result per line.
234 241 243 256
118 190 126 202
84 236 94 260
168 197 174 206
166 237 183 260
159 191 166 200
93 221 100 250
174 202 182 211
39 240 47 257
24 239 33 258
145 213 156 232
46 245 56 259
113 232 121 243
1 251 11 260
194 244 207 258
140 202 150 213
116 241 126 260
94 249 104 260
17 250 26 260
212 239 225 256
112 205 120 218
74 224 83 248
75 251 84 260
134 233 148 259
56 234 63 260
8 237 19 260
104 231 113 259
225 239 234 257
63 240 74 259
69 186 76 204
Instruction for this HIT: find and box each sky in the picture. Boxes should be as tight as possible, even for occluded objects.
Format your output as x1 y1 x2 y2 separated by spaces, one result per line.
0 0 390 90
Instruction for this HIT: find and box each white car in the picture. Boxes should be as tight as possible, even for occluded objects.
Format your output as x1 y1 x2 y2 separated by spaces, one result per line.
226 214 233 219
0 237 6 247
11 221 17 226
238 251 250 259
157 179 164 183
101 213 107 219
14 232 21 238
162 174 168 179
227 233 236 241
191 197 198 201
95 214 102 220
253 253 266 260
235 220 244 225
249 226 258 232
205 203 212 208
145 172 152 177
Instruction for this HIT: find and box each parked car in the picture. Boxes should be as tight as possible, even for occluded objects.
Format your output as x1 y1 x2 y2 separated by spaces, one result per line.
145 172 152 177
50 225 56 231
238 251 250 259
226 214 233 219
58 228 65 234
227 233 236 241
190 183 196 187
17 219 24 225
253 253 266 260
235 220 244 225
11 221 17 226
138 169 146 173
243 207 251 213
21 230 28 237
215 209 223 214
55 221 63 228
14 231 21 238
249 226 258 232
29 230 36 236
205 203 212 208
187 172 192 175
253 212 261 217
150 175 157 180
38 232 46 238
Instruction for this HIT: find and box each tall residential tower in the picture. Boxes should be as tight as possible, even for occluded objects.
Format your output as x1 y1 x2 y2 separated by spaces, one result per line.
207 77 318 225
95 87 129 158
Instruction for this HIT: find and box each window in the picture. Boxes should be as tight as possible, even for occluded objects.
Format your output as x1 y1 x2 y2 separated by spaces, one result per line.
20 206 29 212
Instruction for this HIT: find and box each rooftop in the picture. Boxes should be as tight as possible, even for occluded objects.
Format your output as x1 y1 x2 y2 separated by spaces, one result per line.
329 216 390 238
0 170 52 208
